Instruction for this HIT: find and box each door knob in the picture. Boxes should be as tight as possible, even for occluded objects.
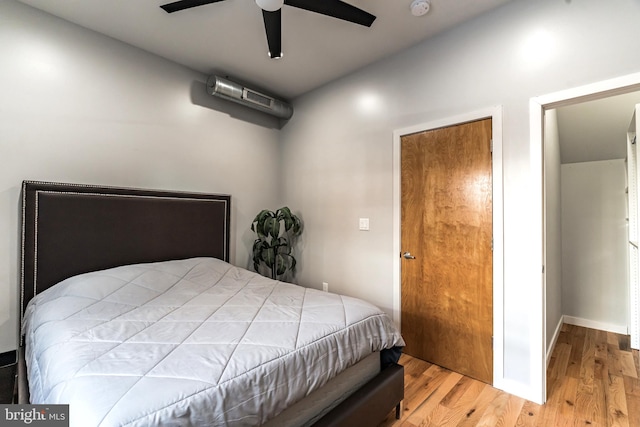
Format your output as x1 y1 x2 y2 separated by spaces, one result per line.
402 252 416 259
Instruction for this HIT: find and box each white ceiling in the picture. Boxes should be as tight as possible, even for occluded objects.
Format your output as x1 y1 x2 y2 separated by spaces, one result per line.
556 91 640 164
17 0 513 99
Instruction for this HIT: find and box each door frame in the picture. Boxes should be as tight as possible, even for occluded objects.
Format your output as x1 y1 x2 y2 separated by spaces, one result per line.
392 106 504 387
530 71 640 404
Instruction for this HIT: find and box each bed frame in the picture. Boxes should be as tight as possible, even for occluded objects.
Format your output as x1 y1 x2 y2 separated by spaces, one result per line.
18 180 403 426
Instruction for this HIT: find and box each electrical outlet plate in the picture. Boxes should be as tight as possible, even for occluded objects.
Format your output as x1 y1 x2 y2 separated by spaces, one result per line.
322 282 329 292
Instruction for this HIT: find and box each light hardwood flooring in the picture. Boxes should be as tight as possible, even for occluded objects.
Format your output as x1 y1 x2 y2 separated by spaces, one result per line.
380 324 640 426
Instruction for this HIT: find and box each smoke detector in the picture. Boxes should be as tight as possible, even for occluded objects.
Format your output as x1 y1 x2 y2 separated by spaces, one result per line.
410 0 431 17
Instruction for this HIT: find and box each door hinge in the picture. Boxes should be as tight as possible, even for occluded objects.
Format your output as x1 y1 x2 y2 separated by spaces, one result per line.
491 238 493 251
542 265 545 274
490 139 493 154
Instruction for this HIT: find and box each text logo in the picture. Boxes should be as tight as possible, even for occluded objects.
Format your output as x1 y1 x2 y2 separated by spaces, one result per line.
0 405 68 426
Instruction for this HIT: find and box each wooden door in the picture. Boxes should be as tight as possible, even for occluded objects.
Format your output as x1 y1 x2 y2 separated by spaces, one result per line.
400 118 493 384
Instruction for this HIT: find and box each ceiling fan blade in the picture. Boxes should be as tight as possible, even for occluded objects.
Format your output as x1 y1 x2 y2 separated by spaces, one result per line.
284 0 376 27
160 0 226 13
262 9 282 59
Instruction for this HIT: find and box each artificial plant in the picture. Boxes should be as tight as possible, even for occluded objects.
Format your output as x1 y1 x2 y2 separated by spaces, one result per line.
251 207 302 280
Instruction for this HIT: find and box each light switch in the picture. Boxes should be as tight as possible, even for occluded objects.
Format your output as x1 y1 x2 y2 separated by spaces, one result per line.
359 218 370 231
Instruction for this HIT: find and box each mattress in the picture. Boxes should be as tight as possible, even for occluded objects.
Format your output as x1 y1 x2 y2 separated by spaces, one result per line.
22 257 404 426
263 351 381 427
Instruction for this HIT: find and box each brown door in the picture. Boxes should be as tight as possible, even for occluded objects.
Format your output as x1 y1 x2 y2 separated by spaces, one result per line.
400 118 493 384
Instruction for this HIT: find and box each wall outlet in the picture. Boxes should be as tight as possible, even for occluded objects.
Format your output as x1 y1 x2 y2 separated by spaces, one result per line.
322 282 329 292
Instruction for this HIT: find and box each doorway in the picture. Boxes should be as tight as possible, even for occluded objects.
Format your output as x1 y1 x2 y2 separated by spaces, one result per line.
392 106 504 387
531 71 640 404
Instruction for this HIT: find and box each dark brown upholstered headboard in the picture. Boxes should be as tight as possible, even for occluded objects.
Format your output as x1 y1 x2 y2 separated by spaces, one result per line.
20 181 231 323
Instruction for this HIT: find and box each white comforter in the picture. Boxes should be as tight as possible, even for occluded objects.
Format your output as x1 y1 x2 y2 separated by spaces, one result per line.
23 257 404 427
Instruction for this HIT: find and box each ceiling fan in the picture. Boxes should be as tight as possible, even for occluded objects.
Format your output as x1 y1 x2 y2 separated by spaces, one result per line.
160 0 376 59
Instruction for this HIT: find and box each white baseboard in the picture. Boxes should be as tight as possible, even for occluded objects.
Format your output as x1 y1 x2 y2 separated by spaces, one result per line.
563 315 628 335
546 315 564 368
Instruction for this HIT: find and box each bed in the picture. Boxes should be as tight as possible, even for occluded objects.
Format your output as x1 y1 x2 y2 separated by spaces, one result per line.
18 180 405 427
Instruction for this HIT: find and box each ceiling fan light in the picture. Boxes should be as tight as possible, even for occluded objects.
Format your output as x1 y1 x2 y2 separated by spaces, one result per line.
256 0 284 12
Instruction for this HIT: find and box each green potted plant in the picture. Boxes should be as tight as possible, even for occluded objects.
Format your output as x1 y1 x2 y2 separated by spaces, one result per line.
251 207 302 281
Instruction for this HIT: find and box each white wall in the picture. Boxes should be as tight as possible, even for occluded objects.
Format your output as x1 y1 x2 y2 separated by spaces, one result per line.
545 109 563 350
0 1 282 353
561 160 628 331
282 0 640 400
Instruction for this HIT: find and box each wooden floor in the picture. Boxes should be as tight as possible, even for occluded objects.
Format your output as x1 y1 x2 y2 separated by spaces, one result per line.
380 324 640 426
